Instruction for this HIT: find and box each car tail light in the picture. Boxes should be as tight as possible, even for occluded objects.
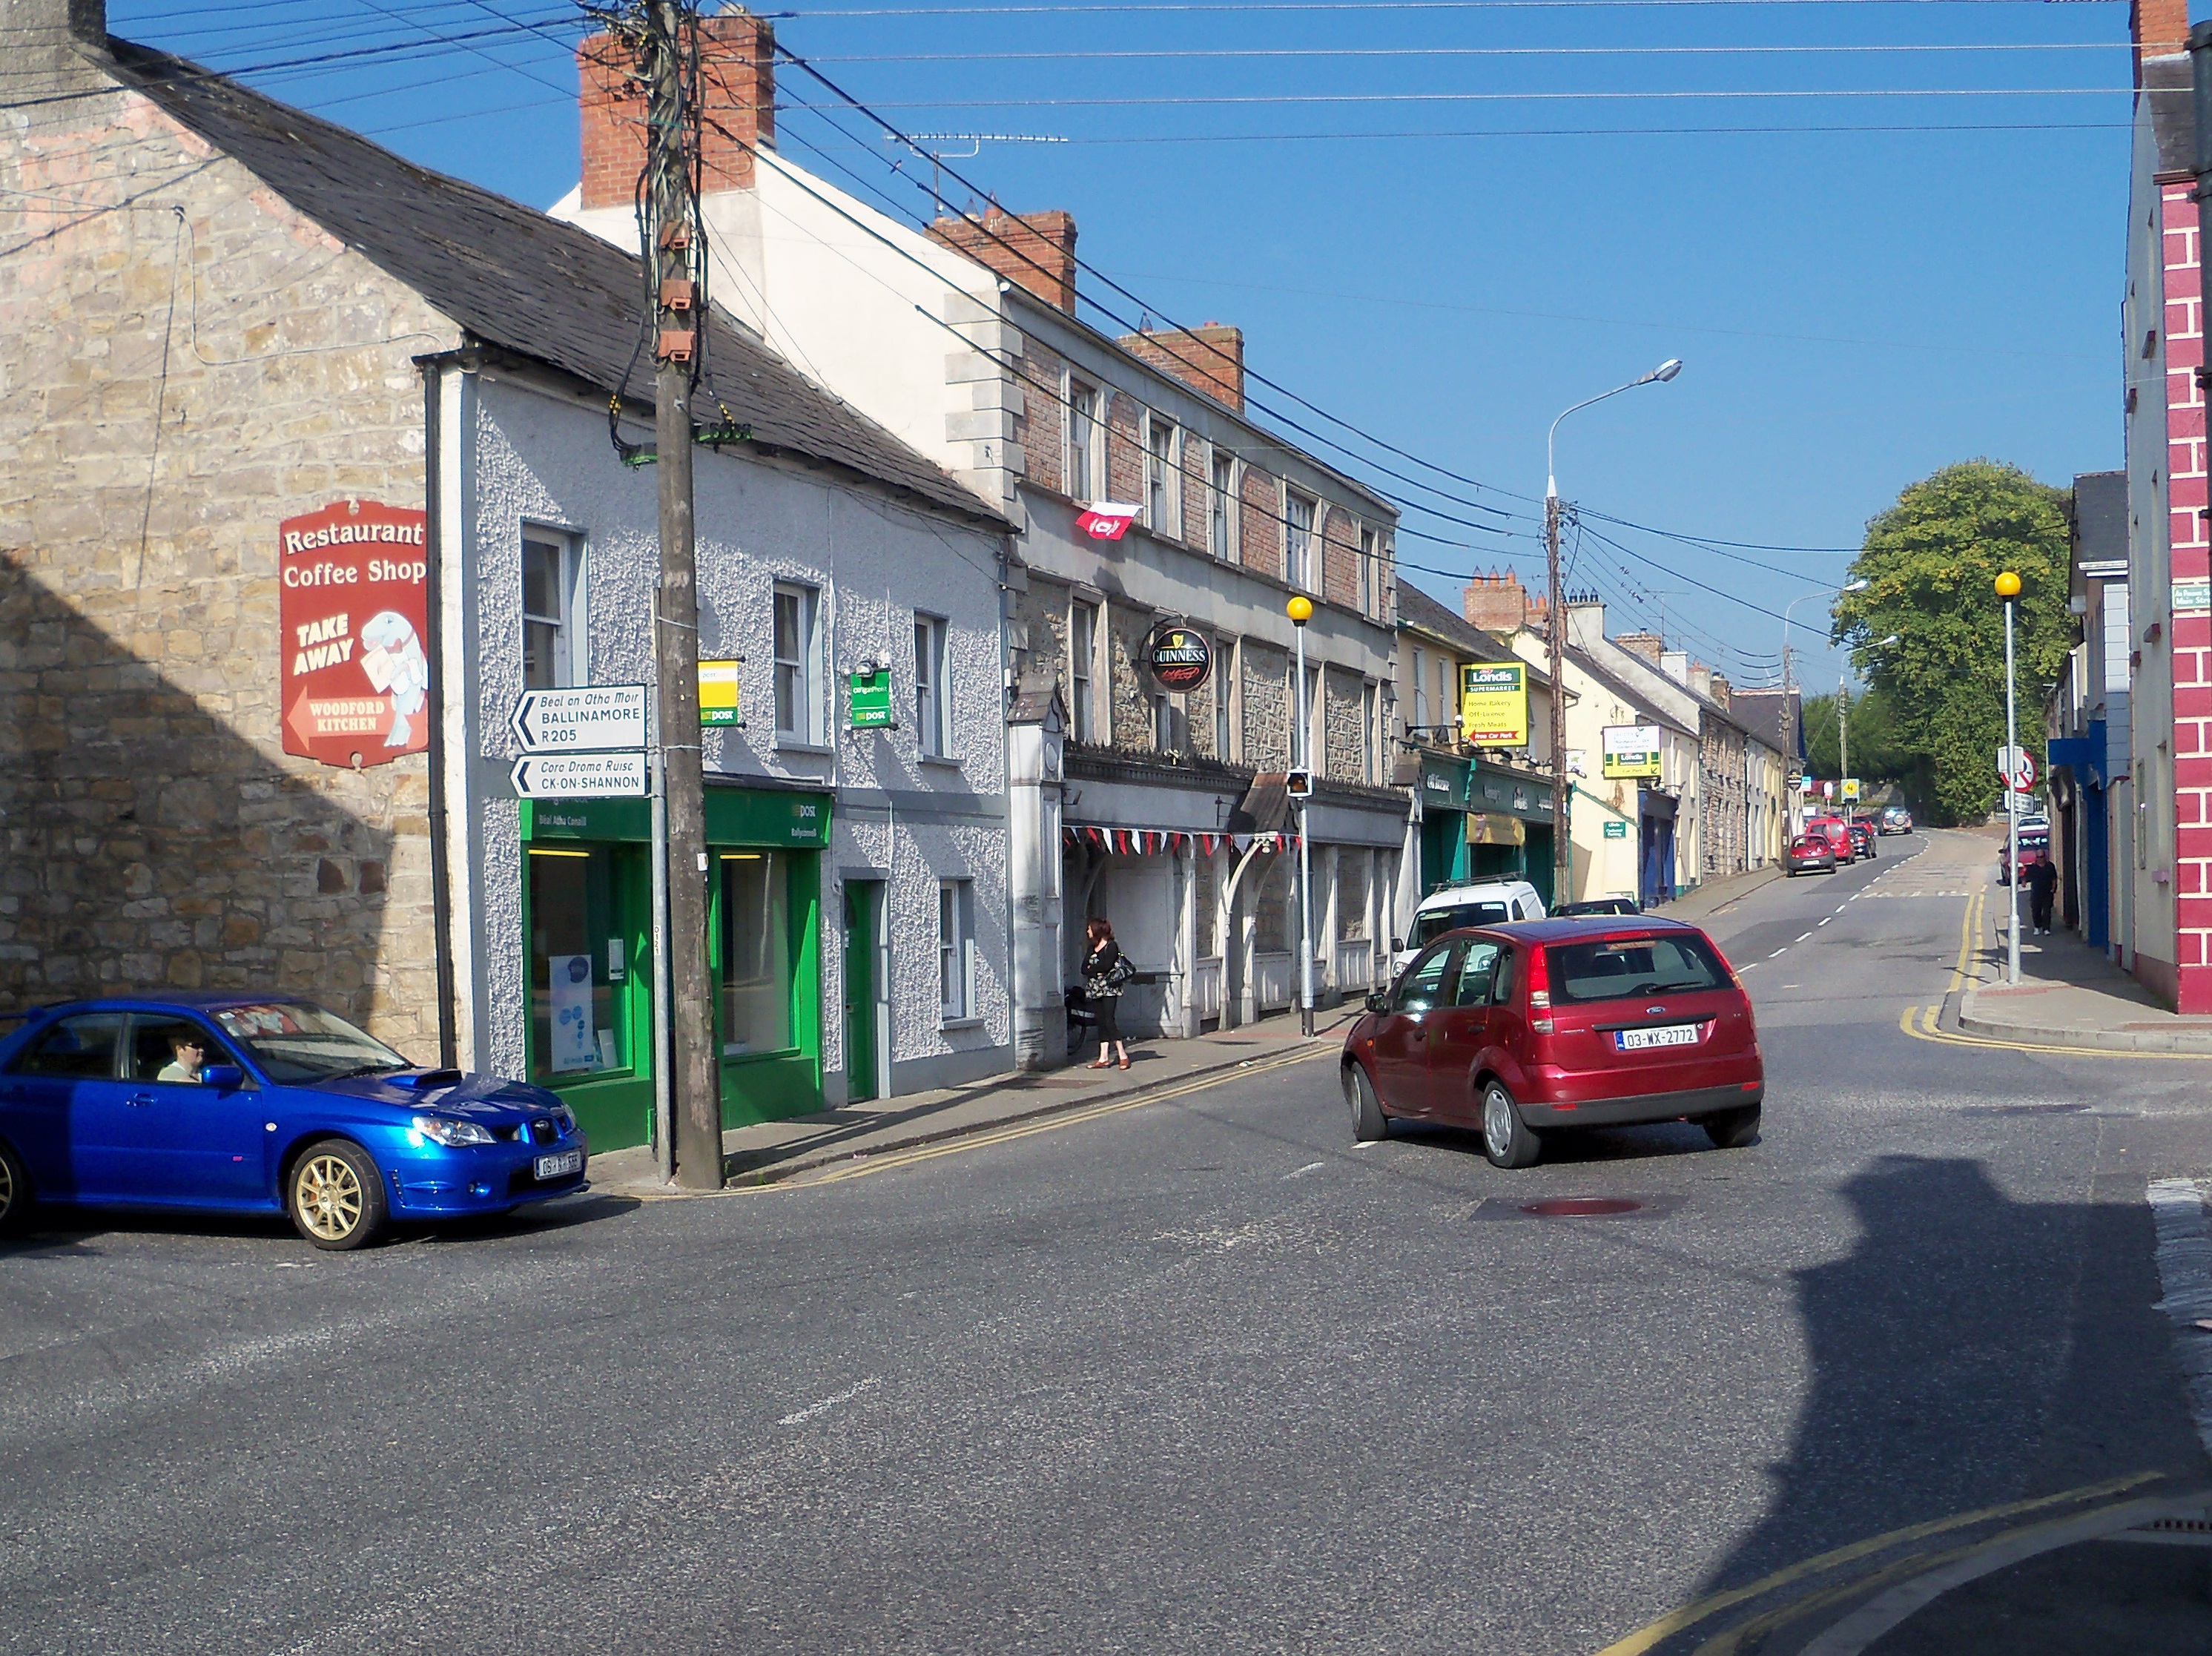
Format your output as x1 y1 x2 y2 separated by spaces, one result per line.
1526 946 1554 1032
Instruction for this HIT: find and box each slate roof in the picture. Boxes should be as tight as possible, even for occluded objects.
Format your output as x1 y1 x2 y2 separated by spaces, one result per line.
2145 55 2195 178
93 36 1011 532
1564 647 1696 739
2072 469 2127 571
1729 688 1803 765
1396 581 1553 689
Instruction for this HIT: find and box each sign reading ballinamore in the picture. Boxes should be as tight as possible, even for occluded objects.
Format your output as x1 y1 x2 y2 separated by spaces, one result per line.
509 684 647 753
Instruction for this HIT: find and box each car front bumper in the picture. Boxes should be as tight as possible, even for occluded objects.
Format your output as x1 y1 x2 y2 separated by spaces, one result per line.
1519 1080 1765 1129
384 1135 590 1216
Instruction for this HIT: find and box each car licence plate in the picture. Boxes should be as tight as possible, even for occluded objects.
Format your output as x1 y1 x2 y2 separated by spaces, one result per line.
1614 1023 1700 1051
533 1150 583 1180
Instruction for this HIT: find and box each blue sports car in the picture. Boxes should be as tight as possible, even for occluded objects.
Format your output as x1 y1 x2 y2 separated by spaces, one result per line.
0 994 588 1250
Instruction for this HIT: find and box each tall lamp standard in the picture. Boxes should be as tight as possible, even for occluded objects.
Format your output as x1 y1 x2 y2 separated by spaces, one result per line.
1838 633 1899 822
1546 358 1682 903
1782 579 1867 695
1288 594 1316 1036
1997 570 2023 985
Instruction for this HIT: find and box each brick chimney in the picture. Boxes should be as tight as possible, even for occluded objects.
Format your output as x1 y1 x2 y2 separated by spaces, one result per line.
3 0 105 73
1463 570 1533 633
578 7 776 212
926 207 1080 312
1614 631 1664 667
1689 662 1714 700
1708 673 1731 710
1118 323 1244 412
2133 0 2188 84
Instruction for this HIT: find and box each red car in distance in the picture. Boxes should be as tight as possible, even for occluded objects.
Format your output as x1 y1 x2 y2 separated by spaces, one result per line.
1803 815 1854 862
1788 834 1838 876
1342 917 1765 1169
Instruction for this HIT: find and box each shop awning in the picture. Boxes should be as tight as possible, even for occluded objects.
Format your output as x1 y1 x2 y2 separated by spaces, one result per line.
1063 825 1298 857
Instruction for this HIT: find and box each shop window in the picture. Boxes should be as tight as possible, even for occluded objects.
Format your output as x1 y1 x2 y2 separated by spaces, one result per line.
915 613 949 758
773 583 822 744
720 851 793 1057
939 878 974 1023
523 532 584 690
528 847 629 1078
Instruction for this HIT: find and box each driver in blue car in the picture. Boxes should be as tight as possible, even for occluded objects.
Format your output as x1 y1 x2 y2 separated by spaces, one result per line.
156 1032 208 1084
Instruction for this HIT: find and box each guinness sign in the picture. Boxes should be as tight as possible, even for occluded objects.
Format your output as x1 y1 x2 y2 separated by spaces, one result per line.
1143 621 1212 694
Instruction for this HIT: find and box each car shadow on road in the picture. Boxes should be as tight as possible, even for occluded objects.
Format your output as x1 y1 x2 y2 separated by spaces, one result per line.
0 1192 641 1257
1664 1152 2208 1649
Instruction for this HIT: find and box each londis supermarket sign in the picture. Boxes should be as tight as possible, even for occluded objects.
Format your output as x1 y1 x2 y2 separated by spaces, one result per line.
278 498 431 769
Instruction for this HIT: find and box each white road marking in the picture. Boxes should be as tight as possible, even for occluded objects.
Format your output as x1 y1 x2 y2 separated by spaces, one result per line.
1769 949 1789 959
1286 1161 1327 1179
1796 932 1813 943
1820 917 1833 926
779 1376 881 1426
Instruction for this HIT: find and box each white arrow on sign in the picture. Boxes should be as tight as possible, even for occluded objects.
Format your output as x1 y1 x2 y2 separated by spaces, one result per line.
509 684 648 753
510 751 648 799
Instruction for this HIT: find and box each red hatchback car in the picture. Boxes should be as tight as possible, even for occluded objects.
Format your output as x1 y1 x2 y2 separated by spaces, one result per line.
1341 917 1764 1168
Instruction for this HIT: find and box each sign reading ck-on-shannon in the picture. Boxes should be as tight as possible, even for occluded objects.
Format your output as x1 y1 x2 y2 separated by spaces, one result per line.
278 499 430 769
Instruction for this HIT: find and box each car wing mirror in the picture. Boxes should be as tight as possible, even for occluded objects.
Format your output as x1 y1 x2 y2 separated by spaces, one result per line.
203 1064 245 1091
1390 936 1404 954
1364 992 1390 1015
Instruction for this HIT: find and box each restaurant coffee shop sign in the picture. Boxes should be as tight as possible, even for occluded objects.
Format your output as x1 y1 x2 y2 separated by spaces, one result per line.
278 499 431 769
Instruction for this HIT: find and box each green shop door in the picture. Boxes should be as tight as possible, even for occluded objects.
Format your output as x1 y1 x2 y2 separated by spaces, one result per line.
842 880 883 1104
709 845 823 1129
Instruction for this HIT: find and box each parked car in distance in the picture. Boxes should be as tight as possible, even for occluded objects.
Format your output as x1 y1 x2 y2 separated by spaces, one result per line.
1848 822 1877 860
1343 916 1764 1169
1803 814 1854 862
1997 827 2051 886
1393 879 1547 975
0 994 589 1249
1879 805 1914 835
1555 897 1641 918
1787 834 1838 876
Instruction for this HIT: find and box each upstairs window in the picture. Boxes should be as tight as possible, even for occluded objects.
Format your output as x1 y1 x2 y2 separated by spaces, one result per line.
1284 491 1316 592
1358 526 1377 617
915 613 949 758
1068 379 1099 502
1209 452 1237 560
1070 601 1098 743
772 582 822 745
523 532 584 689
1146 415 1179 536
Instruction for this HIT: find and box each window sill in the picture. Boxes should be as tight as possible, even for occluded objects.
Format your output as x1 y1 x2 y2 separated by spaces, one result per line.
718 1045 803 1066
939 1015 984 1032
774 737 833 756
920 753 964 771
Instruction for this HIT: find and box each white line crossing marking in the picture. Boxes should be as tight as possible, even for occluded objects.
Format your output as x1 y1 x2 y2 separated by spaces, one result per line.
1285 1161 1327 1179
779 1376 881 1426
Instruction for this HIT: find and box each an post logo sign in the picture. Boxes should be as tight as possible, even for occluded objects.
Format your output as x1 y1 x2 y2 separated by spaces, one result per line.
278 499 431 769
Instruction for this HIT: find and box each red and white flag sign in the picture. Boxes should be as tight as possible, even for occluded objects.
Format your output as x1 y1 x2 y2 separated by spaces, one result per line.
1075 502 1141 541
278 498 432 769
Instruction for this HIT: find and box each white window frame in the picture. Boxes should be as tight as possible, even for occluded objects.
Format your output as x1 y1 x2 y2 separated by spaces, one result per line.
1067 377 1099 503
939 877 976 1023
1362 680 1380 783
1284 489 1317 593
1214 633 1238 761
914 612 950 759
522 529 586 690
1209 450 1238 561
772 581 823 746
1357 525 1376 618
1145 413 1180 537
1069 599 1099 744
1409 644 1427 733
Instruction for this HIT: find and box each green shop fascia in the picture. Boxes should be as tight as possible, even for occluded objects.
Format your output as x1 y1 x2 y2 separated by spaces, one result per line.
520 782 831 1152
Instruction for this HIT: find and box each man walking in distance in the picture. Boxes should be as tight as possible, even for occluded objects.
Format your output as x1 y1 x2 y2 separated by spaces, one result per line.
2024 849 2059 937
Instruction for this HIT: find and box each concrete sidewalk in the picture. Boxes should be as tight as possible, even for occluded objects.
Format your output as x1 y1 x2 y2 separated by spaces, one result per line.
588 1002 1356 1195
1957 903 2212 1055
1654 859 1786 926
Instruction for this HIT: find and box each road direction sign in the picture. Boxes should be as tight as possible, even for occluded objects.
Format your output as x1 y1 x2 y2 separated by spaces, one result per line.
510 751 648 799
509 684 647 753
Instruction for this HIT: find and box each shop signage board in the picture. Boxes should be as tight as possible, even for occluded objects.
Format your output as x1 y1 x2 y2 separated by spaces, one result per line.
699 659 742 728
2175 577 2211 616
509 684 647 753
1143 621 1212 693
849 665 894 728
277 498 430 769
1601 724 1664 780
1603 820 1629 839
1459 663 1529 747
510 752 649 799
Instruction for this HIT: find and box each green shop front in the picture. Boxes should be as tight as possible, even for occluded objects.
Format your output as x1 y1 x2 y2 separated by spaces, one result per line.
1407 751 1476 895
520 782 831 1152
1467 763 1557 904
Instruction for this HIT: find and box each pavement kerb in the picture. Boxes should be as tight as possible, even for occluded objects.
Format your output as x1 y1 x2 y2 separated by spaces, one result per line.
1955 993 2212 1055
586 1034 1340 1198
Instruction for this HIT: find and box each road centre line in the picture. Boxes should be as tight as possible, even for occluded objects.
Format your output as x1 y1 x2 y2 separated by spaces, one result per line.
778 1375 881 1426
1796 932 1812 943
1586 1471 2164 1656
1285 1161 1326 1178
787 1046 1327 1187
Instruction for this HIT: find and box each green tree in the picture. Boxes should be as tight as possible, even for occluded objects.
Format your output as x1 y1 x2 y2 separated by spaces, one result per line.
1803 687 1911 789
1829 461 2072 827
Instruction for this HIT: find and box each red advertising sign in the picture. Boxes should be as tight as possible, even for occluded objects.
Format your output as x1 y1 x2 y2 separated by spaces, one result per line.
277 498 431 769
1075 502 1140 541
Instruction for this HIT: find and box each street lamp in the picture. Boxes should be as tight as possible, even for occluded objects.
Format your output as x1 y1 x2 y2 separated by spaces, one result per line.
1997 570 2023 985
1545 358 1683 903
1838 633 1899 819
1782 578 1867 695
1288 593 1316 1036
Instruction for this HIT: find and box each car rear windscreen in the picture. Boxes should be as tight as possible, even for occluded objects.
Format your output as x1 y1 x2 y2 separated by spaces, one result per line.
1412 902 1511 945
1545 934 1733 1005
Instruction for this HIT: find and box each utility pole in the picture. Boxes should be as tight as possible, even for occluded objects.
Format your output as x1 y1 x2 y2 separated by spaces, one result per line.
1837 670 1849 828
1546 492 1569 905
1289 596 1315 1037
643 0 720 1189
1999 570 2022 985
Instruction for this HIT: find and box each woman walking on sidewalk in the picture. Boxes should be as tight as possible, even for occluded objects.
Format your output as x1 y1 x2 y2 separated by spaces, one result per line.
1081 917 1135 1070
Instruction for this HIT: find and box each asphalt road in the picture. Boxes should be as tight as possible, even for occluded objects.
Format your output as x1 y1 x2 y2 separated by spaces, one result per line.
3 829 2208 1656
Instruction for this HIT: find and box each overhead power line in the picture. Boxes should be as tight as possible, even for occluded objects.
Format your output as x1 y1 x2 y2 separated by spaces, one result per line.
802 42 2129 63
781 0 2122 14
783 88 2131 113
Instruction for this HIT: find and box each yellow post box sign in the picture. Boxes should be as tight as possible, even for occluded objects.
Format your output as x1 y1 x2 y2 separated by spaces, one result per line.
1459 662 1529 747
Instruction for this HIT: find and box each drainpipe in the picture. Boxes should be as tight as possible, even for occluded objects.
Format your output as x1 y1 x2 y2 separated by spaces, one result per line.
419 362 458 1069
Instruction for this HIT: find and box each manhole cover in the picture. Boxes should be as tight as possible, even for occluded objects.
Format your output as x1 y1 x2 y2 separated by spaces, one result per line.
1521 1197 1644 1218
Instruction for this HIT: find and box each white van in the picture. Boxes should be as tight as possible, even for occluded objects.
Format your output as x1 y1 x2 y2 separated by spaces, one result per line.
1391 879 1548 977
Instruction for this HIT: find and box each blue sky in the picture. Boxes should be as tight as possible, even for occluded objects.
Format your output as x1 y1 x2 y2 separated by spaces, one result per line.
107 0 2140 693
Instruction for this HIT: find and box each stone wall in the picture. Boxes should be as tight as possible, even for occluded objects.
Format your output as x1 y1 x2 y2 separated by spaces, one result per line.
1324 665 1367 782
1241 640 1290 769
1107 602 1155 750
0 87 460 1050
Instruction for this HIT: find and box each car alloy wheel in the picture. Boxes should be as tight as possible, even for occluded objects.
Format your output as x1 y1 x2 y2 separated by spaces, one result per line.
0 1139 25 1234
288 1138 389 1251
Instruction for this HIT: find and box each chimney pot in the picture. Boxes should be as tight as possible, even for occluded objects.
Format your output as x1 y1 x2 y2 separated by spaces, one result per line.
1117 322 1244 412
927 207 1080 312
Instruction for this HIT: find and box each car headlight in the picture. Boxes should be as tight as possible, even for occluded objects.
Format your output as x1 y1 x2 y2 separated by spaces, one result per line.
550 1105 576 1136
412 1115 495 1147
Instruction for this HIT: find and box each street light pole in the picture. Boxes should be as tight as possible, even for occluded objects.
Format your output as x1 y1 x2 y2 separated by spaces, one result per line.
1998 570 2022 985
1288 595 1315 1036
1545 357 1681 905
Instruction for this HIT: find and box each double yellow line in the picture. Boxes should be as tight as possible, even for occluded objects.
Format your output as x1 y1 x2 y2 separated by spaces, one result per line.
790 1043 1330 1187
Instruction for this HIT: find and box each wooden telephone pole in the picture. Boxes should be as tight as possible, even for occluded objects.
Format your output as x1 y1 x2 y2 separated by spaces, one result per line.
642 0 720 1189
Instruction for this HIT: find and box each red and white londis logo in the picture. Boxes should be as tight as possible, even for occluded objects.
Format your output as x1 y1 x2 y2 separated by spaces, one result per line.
1076 503 1140 541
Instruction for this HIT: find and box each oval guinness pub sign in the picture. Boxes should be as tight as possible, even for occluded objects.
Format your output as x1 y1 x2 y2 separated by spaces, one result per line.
1143 621 1212 695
